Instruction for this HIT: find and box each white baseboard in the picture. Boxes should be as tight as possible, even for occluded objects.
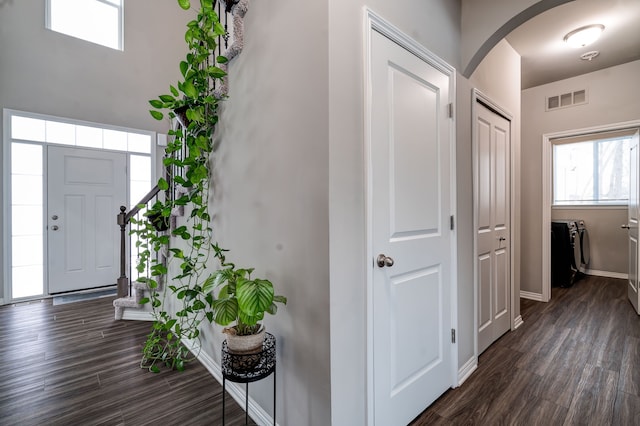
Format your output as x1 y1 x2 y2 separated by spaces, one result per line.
121 310 154 321
584 269 628 280
520 291 544 301
181 338 277 426
513 315 524 330
457 356 477 387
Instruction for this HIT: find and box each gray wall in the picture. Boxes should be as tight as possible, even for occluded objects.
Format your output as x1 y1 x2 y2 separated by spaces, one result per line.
552 208 628 274
460 0 571 76
521 59 640 295
0 0 189 301
202 0 331 424
466 38 523 360
327 1 525 423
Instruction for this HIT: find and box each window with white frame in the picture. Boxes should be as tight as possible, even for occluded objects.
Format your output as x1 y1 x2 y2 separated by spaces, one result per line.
552 130 638 206
46 0 124 50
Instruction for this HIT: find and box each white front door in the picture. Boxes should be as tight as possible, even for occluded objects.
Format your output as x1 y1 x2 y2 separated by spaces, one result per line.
47 146 127 293
474 101 511 354
370 29 454 425
628 130 640 313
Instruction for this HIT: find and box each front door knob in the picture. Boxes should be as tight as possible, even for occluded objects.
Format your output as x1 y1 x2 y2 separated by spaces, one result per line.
377 254 394 268
622 224 631 229
51 225 59 231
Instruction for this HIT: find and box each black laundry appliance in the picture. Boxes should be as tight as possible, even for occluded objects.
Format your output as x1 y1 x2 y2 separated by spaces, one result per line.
551 220 589 287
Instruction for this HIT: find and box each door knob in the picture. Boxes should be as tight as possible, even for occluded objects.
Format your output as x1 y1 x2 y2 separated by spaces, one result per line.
377 254 394 268
51 225 59 231
498 237 506 241
621 224 631 229
51 215 58 220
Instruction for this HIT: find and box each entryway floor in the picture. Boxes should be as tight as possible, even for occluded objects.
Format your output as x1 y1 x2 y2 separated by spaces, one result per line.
0 296 247 425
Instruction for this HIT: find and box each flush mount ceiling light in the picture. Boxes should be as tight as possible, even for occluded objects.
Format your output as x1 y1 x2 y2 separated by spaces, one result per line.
563 24 605 48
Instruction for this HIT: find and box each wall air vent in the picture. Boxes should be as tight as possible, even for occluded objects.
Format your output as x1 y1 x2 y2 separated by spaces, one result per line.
546 89 588 111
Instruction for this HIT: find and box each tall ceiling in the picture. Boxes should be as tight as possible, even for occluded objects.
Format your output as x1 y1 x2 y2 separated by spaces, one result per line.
505 0 640 89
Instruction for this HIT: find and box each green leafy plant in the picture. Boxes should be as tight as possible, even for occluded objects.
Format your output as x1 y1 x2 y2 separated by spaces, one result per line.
133 0 227 373
134 0 287 373
204 245 287 336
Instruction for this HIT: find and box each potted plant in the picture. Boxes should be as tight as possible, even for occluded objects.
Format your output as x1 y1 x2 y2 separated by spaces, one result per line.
204 249 287 355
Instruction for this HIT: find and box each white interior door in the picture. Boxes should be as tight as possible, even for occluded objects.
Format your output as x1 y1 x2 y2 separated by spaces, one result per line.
370 29 453 425
475 100 511 354
628 130 640 314
47 146 127 293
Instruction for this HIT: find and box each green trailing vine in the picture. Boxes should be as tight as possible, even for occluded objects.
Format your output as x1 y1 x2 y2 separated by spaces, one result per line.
132 0 227 373
132 0 287 373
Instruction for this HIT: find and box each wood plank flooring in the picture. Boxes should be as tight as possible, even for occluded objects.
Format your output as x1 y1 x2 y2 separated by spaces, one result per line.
412 275 640 425
2 276 639 425
0 296 246 425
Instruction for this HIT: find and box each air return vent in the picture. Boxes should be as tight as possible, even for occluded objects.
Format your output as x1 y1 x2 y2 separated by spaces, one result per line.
546 89 587 111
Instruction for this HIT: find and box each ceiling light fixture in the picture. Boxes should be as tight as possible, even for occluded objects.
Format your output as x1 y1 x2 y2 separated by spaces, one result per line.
563 24 605 48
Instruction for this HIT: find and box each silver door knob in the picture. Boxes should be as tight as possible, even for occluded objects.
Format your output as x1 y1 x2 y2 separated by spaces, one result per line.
498 237 506 241
377 254 394 268
51 225 59 231
51 215 58 220
621 224 631 229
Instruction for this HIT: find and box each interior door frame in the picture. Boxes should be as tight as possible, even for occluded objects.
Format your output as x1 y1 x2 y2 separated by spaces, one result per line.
541 119 640 302
364 9 458 424
471 90 522 359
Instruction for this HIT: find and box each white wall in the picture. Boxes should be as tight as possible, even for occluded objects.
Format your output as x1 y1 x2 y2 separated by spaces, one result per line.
521 60 640 294
0 0 188 301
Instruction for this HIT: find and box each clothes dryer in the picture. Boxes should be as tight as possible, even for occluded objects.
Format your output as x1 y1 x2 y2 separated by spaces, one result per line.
575 220 590 271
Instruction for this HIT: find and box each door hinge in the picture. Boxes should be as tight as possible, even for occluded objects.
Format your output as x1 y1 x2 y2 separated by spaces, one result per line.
450 215 454 230
448 103 454 118
451 328 456 343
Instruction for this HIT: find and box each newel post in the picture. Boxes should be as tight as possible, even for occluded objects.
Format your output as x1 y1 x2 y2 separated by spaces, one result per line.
117 205 129 298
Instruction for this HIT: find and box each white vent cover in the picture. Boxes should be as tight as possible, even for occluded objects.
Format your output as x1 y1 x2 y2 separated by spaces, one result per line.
546 89 588 111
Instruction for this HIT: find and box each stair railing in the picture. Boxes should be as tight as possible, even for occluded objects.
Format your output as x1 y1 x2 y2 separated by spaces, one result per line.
116 185 164 298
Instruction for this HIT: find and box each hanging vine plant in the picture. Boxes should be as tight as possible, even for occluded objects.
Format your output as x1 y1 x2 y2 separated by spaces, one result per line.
132 0 228 373
133 0 287 373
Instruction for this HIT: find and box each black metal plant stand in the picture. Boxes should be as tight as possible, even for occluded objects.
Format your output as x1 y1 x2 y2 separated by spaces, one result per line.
221 333 276 425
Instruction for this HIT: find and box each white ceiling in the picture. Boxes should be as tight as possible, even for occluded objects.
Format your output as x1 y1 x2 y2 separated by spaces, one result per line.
505 0 640 89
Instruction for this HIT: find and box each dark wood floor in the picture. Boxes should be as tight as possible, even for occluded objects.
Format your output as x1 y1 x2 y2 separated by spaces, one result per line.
412 275 640 425
3 276 639 425
0 296 245 425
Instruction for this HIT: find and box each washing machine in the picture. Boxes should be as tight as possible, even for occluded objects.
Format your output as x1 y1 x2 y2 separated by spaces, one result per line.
551 220 580 287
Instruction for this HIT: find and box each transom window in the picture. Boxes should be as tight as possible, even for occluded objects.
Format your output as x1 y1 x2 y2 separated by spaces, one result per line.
46 0 124 50
552 130 637 206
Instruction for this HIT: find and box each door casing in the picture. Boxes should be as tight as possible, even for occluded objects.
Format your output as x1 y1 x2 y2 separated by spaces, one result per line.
472 90 521 359
541 120 640 302
364 9 458 424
